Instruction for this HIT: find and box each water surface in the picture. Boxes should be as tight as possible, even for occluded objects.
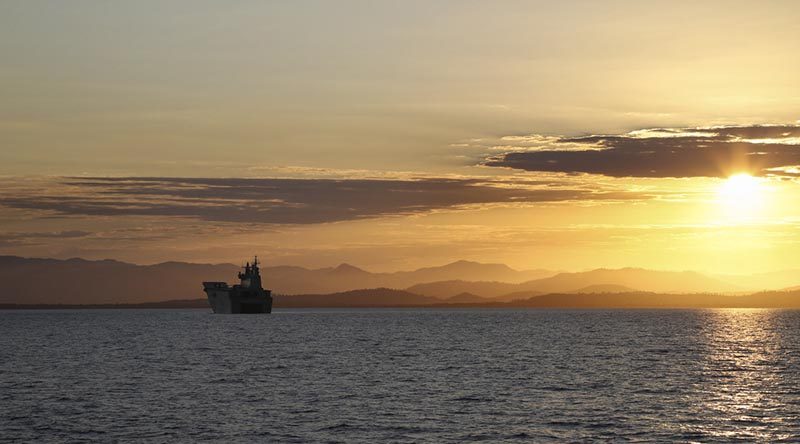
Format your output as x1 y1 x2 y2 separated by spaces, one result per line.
2 308 800 442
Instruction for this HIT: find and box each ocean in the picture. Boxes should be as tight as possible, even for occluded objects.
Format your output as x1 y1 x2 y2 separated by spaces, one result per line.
2 308 800 442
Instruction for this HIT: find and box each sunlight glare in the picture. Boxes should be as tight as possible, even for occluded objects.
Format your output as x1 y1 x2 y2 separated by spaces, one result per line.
716 173 764 218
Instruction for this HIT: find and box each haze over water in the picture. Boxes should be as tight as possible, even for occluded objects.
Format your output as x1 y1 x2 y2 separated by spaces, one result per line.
3 308 800 442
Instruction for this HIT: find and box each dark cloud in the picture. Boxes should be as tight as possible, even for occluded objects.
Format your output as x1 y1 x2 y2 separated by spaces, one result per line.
0 177 651 225
484 124 800 178
0 230 91 247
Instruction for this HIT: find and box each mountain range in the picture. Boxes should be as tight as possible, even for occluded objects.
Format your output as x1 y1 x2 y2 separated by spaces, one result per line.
266 260 554 293
6 289 800 310
407 268 743 299
0 255 798 305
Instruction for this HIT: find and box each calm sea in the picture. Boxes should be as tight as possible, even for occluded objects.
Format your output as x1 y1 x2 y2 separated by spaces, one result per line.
2 308 800 442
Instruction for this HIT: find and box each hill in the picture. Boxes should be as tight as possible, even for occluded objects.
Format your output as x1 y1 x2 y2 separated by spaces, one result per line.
5 289 800 309
444 292 489 303
712 270 800 291
0 256 769 306
568 284 638 293
408 268 738 299
511 290 800 309
276 288 440 307
391 260 553 284
517 268 738 294
266 260 554 294
0 256 555 304
407 280 520 299
0 256 238 304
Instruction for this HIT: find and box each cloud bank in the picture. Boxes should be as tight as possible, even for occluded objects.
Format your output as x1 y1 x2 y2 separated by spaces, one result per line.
484 124 800 178
0 177 650 225
0 230 91 248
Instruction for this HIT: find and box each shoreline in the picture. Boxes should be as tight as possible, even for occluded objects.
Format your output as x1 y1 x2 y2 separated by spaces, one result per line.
4 292 800 310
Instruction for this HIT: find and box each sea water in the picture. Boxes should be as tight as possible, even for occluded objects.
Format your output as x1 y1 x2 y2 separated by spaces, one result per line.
2 308 800 442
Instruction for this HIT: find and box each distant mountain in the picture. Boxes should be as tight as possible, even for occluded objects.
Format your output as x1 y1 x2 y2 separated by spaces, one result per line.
493 284 643 302
5 290 800 310
494 291 544 302
444 292 489 303
266 260 555 294
713 270 800 291
510 290 800 309
0 256 760 306
517 268 739 294
0 299 211 310
0 256 238 304
568 284 638 293
393 260 553 284
277 288 440 307
408 268 738 299
328 263 372 277
407 280 520 299
0 256 555 304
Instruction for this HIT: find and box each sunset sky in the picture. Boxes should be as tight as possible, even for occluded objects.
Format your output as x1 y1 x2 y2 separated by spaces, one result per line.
1 1 799 273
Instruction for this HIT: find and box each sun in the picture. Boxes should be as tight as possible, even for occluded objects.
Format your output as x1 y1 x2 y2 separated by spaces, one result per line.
716 173 764 216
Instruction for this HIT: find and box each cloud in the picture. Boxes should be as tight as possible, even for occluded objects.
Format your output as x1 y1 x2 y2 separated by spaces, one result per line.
483 124 800 178
0 230 91 248
0 177 652 225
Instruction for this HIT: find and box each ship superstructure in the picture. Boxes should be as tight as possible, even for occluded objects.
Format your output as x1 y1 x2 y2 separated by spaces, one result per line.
203 257 273 313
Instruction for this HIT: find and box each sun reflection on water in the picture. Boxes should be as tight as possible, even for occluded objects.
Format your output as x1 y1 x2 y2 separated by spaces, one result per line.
690 309 794 441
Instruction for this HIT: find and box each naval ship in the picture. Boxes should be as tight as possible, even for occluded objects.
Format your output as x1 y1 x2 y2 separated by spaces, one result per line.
203 257 273 313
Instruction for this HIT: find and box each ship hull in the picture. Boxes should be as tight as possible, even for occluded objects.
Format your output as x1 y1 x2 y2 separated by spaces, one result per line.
203 283 272 314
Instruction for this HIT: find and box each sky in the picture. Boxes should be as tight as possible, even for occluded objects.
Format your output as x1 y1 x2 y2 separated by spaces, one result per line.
1 1 799 273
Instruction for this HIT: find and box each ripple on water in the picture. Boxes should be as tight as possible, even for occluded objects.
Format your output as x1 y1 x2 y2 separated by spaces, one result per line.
2 308 800 442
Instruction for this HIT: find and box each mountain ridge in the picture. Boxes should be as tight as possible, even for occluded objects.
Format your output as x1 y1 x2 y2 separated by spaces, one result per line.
0 255 796 305
4 289 800 309
407 269 740 299
0 255 554 304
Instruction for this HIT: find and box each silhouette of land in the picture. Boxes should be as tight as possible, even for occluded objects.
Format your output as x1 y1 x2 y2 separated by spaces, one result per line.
4 288 800 310
0 256 553 304
2 256 799 308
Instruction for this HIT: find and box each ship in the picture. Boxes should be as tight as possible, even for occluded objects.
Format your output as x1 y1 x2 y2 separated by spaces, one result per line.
203 257 273 313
